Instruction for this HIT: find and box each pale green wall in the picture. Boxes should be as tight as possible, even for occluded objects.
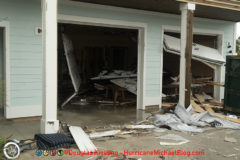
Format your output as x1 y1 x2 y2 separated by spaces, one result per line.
0 0 42 107
58 3 236 97
0 28 3 108
0 0 236 113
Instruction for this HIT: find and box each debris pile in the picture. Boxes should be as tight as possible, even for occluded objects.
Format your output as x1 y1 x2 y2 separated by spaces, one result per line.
154 103 240 133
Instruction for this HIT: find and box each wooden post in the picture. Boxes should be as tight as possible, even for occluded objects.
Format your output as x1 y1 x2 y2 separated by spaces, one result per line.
185 10 193 107
41 0 59 133
179 3 195 107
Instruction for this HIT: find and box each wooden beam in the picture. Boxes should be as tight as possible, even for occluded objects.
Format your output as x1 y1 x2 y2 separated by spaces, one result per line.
179 3 195 107
177 0 240 11
185 10 193 107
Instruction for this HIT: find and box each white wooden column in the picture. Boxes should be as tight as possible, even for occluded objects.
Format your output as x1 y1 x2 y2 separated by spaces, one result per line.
179 3 195 107
41 0 59 133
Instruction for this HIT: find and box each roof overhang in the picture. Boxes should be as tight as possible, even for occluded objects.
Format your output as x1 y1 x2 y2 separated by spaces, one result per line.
177 0 240 11
70 0 240 22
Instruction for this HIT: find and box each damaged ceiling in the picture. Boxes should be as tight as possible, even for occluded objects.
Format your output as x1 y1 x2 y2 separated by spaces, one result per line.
71 0 240 22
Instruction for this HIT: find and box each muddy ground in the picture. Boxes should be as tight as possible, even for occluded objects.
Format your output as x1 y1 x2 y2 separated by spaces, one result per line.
1 104 240 160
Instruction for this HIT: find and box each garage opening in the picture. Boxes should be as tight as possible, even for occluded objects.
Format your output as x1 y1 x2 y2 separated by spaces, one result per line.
162 32 224 105
57 23 140 126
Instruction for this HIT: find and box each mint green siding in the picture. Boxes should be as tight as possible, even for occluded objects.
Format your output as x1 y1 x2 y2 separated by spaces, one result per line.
0 0 236 115
0 0 42 107
0 28 3 107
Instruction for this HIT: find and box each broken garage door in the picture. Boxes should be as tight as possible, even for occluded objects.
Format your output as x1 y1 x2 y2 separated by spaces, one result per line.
163 34 225 66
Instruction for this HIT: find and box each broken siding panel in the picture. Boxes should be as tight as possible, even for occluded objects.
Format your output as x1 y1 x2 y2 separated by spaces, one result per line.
0 0 42 107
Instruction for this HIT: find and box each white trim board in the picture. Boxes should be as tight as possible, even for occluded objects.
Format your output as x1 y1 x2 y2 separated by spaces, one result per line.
0 21 10 118
5 105 42 119
58 14 148 109
59 0 236 24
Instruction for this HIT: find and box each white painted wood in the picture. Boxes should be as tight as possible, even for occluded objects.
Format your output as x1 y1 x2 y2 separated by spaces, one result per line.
41 0 59 134
58 14 147 110
69 126 97 152
0 21 10 118
144 96 161 106
5 105 42 119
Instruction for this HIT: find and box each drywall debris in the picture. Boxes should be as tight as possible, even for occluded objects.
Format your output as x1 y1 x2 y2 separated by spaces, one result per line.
224 137 237 143
69 126 97 152
89 130 121 139
157 134 189 145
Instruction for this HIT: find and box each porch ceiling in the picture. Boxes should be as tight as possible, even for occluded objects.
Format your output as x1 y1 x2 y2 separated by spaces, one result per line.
71 0 240 22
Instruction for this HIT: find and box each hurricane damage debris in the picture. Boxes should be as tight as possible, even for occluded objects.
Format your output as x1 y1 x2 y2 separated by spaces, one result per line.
154 103 240 133
69 126 97 152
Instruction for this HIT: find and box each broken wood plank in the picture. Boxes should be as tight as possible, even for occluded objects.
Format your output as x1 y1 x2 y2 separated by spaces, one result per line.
161 102 177 107
192 77 212 83
211 112 240 124
191 100 206 113
204 106 215 113
205 81 224 87
202 104 223 109
203 106 240 124
195 94 205 103
209 99 223 106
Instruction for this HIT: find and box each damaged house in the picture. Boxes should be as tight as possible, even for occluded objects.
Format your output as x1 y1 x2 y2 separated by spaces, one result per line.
0 0 240 134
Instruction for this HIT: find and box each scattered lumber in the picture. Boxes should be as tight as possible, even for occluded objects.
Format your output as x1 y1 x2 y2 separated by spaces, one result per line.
195 94 205 103
192 77 212 83
162 102 177 108
191 100 206 113
205 81 224 87
209 99 223 106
